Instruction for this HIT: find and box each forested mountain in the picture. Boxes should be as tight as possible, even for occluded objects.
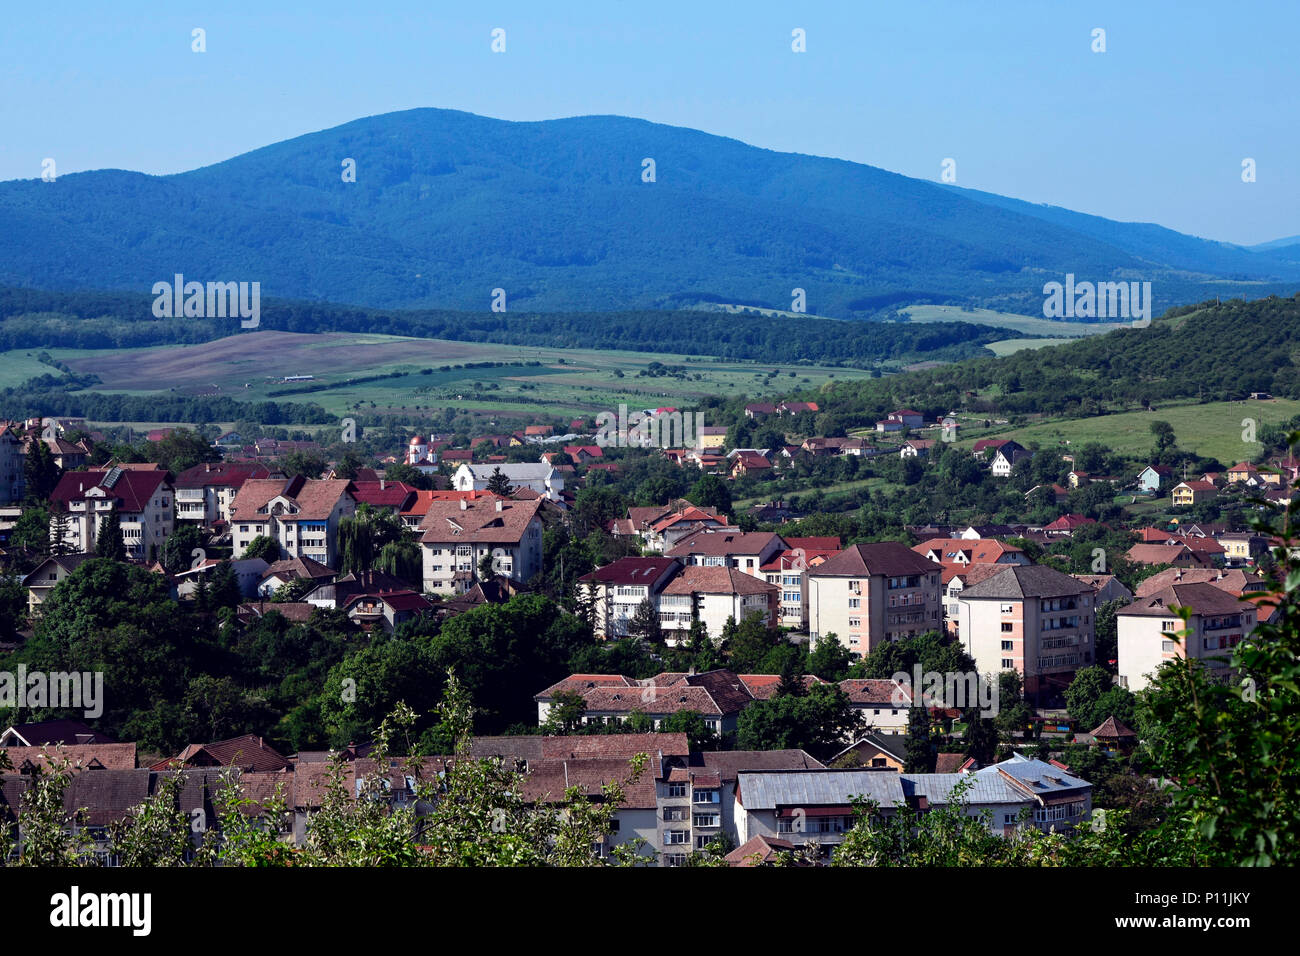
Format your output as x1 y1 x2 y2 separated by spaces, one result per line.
2 109 1297 316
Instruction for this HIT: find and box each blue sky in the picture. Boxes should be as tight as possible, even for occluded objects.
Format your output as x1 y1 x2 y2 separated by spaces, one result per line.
1 0 1294 245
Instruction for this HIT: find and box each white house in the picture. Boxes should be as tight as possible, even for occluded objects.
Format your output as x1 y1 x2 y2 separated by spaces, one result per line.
452 463 563 501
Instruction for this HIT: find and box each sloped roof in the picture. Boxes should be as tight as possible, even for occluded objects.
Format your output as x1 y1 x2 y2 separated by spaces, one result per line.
1135 567 1265 597
1118 582 1247 617
960 564 1091 600
230 477 353 522
665 530 782 558
661 565 778 596
736 769 907 810
838 679 912 706
1089 716 1137 738
577 556 681 587
173 462 273 489
152 734 291 773
811 542 940 578
49 468 169 513
725 834 800 866
417 496 543 544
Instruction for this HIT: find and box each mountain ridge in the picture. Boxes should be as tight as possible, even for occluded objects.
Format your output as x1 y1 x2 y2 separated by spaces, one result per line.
3 107 1297 316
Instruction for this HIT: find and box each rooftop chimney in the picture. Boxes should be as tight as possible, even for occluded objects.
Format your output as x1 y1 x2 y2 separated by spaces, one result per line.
496 499 503 512
380 478 385 490
460 498 468 511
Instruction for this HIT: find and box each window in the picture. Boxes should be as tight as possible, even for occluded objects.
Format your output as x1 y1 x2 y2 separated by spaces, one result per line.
1001 603 1015 614
1001 623 1013 632
667 782 687 798
665 830 690 845
1001 640 1013 651
693 789 720 804
1001 658 1014 669
848 598 860 609
693 813 719 828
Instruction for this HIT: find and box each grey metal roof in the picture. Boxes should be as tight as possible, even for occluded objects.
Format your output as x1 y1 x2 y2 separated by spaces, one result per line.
902 773 1024 805
979 754 1090 796
960 564 1088 600
738 754 1093 812
736 770 906 809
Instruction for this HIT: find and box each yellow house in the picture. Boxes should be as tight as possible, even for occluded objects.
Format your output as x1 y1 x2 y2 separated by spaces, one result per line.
1172 480 1218 507
699 426 728 450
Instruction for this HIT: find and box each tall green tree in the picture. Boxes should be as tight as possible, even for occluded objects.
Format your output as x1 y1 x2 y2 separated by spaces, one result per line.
23 438 61 503
94 512 126 561
904 704 936 773
485 467 514 496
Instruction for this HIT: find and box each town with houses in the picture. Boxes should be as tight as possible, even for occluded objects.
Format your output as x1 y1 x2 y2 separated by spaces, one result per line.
0 398 1286 867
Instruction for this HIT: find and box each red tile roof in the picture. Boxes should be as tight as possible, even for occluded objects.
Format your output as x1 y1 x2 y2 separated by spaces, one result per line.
49 468 169 513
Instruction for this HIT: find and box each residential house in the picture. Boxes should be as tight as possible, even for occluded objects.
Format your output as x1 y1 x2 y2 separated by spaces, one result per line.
452 463 563 501
20 553 94 616
900 439 935 459
990 442 1031 477
173 462 276 528
48 467 176 561
665 529 786 578
838 679 913 733
577 556 684 639
1172 480 1219 507
1135 465 1173 493
343 589 434 633
658 566 779 641
806 543 943 657
1124 542 1217 570
230 477 356 568
1070 574 1134 606
175 557 268 599
698 426 728 450
1135 566 1267 599
1043 514 1096 536
257 555 337 598
734 755 1091 856
1117 583 1259 692
535 670 759 740
1 719 119 747
1216 531 1270 565
913 538 1029 568
729 451 773 478
347 479 418 515
958 564 1097 698
417 495 544 594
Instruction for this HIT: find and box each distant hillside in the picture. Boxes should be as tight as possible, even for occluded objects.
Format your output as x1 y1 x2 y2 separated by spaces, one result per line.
812 293 1300 427
2 109 1297 316
0 284 1020 366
